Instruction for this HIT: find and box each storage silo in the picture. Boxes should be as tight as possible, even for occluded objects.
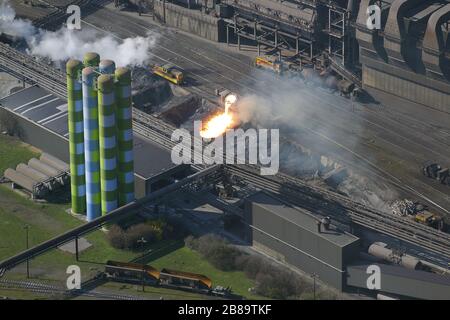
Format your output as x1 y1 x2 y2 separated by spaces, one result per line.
40 153 69 172
97 74 118 215
4 168 44 197
17 163 49 182
28 158 61 176
82 67 102 221
16 163 56 190
66 59 86 214
115 67 135 206
99 60 116 74
83 52 100 68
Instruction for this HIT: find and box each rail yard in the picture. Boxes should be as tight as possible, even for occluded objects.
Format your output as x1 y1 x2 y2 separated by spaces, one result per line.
0 0 450 302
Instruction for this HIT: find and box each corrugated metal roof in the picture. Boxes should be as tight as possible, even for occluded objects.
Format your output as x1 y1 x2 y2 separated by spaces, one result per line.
0 85 177 179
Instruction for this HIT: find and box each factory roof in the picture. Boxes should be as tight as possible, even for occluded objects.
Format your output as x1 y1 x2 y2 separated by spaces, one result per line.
133 134 178 179
246 191 359 247
0 85 177 179
349 261 450 286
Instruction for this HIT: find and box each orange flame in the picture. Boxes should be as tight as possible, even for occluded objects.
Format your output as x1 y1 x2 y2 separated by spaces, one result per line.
200 112 233 139
200 94 237 139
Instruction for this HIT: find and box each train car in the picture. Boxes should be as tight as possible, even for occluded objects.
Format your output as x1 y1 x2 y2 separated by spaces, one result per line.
254 56 284 74
103 261 238 298
159 268 212 291
104 260 160 285
151 63 185 85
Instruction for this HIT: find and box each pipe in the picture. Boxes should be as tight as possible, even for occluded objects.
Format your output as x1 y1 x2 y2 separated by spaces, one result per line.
115 67 135 206
99 59 116 75
66 59 86 214
82 67 102 221
83 52 100 68
98 74 118 215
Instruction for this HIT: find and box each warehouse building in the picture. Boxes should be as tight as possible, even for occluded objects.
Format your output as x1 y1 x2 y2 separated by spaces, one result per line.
346 261 450 300
356 0 450 113
244 192 361 290
0 85 189 200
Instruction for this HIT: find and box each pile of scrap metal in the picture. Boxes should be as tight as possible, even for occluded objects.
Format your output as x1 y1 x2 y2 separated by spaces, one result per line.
390 199 444 230
390 199 417 217
422 162 450 186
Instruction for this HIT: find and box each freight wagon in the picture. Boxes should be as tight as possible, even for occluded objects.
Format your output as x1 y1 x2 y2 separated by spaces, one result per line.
104 260 235 298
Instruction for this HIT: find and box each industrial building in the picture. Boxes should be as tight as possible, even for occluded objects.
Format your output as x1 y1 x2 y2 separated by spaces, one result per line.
1 0 450 301
144 0 450 112
0 85 189 206
242 191 450 298
244 191 361 290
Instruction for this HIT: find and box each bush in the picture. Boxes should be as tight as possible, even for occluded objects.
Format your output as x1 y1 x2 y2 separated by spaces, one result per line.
255 269 301 299
107 225 126 249
184 235 197 250
124 223 156 250
183 234 336 300
108 218 186 250
208 244 241 271
184 234 242 271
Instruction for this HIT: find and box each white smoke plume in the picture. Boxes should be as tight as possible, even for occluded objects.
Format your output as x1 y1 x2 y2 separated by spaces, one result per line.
233 69 399 212
30 28 157 67
0 1 36 41
0 0 157 66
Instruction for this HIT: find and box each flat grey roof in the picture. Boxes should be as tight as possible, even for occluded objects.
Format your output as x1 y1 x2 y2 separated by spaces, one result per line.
0 85 177 179
247 191 359 247
349 261 450 286
133 134 177 178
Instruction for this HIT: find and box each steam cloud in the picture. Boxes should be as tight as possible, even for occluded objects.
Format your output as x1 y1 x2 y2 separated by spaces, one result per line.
0 0 157 66
234 70 399 212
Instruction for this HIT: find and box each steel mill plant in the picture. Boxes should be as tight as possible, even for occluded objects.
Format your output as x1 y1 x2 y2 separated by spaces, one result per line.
0 0 449 304
67 53 134 220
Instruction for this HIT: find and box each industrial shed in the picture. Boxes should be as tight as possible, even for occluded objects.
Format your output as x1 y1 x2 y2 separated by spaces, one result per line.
244 192 361 290
346 262 450 300
0 85 188 199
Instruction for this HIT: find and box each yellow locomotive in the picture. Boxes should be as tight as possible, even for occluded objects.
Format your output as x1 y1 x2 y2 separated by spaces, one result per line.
151 63 185 85
254 55 285 74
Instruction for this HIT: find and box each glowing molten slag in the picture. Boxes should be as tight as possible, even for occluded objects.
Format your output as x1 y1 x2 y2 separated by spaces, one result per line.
200 94 237 139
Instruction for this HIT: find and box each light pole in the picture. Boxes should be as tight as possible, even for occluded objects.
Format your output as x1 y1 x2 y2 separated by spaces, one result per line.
24 225 29 278
312 273 318 300
137 237 147 292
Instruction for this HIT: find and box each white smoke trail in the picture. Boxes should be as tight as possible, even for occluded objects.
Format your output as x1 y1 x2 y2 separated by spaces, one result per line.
29 28 157 66
0 0 157 66
0 1 36 41
233 69 400 212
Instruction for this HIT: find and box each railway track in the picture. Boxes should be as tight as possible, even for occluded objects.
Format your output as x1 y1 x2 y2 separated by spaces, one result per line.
225 165 450 259
78 6 450 218
1 38 450 261
0 279 146 300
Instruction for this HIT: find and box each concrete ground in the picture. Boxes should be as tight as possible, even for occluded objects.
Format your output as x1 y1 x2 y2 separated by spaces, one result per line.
57 237 92 254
